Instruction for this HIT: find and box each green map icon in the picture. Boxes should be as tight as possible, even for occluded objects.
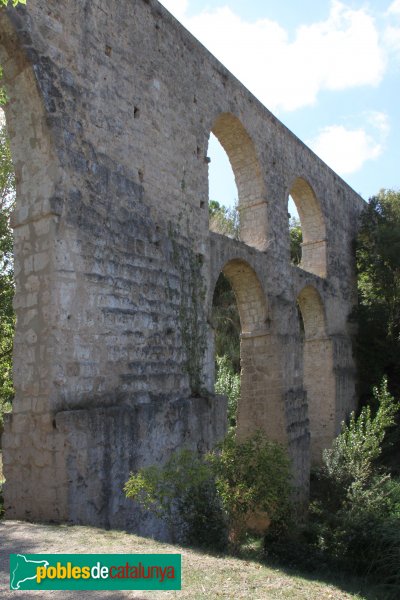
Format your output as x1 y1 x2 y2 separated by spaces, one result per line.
9 553 182 591
10 554 49 590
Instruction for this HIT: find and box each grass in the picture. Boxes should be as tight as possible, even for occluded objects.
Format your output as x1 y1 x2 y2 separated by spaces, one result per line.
0 520 372 599
0 450 381 599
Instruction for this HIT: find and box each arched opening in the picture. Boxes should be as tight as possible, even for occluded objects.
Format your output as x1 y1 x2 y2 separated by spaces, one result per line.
288 177 326 277
211 259 287 445
288 195 302 265
297 286 335 464
209 113 267 251
208 133 239 240
212 272 241 428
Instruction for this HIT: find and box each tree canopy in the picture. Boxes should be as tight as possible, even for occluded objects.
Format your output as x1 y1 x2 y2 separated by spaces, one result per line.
355 189 400 402
289 216 302 265
0 120 15 423
209 200 239 239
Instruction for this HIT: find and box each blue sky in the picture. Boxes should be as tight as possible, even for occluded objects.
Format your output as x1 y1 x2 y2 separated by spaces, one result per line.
161 0 400 208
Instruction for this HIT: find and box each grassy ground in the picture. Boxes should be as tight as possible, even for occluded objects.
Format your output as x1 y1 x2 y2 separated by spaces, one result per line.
0 455 381 599
0 520 372 600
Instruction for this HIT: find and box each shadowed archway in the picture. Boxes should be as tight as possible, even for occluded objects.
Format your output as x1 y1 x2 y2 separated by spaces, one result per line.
211 258 287 445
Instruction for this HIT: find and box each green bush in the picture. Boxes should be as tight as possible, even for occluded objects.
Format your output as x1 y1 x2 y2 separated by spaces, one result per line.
124 448 227 551
208 429 292 551
215 355 240 427
322 377 398 491
124 430 292 553
268 378 400 597
311 378 400 597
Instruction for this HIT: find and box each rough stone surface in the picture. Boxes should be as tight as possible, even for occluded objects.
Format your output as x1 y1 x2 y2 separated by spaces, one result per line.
0 0 364 531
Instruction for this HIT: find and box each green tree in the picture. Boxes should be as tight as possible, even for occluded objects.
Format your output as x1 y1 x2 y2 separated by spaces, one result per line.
208 429 292 550
289 216 302 265
323 378 399 489
209 199 241 384
215 354 240 427
355 190 400 402
309 380 400 591
209 200 240 239
0 62 16 424
209 202 242 426
212 272 240 373
0 120 15 425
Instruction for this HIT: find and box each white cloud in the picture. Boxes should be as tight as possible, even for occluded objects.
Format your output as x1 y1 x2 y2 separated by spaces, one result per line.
385 26 400 51
384 0 400 58
159 0 386 113
307 111 389 175
385 25 400 54
308 126 380 174
368 110 390 136
294 1 384 91
387 0 400 16
161 0 188 20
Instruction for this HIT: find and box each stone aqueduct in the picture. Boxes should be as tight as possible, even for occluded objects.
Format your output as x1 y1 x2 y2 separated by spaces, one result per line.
0 0 364 532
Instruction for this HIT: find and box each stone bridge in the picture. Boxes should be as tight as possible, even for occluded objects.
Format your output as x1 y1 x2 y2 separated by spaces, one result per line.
0 0 364 532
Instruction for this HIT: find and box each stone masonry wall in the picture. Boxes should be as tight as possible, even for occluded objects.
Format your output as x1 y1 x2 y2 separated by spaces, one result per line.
0 0 364 530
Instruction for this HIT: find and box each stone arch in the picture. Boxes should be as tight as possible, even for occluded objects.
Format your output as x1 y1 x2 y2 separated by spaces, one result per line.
289 177 327 277
210 113 268 251
297 285 326 340
297 285 335 464
221 259 268 335
212 258 287 445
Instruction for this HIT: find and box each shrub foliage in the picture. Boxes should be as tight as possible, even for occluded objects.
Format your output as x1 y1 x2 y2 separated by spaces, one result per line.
124 448 227 550
267 378 400 598
208 430 291 550
0 121 15 426
212 274 241 374
215 355 240 427
124 430 292 553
